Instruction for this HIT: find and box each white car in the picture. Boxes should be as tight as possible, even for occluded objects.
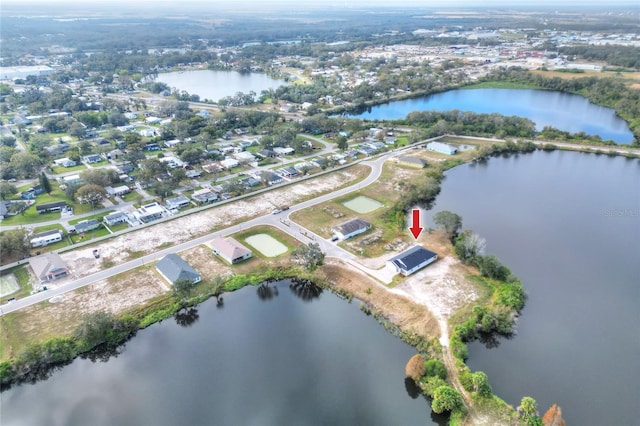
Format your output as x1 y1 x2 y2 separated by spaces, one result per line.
272 209 281 214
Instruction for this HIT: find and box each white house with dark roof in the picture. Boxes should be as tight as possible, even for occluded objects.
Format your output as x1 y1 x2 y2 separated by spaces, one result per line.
28 252 70 282
387 245 438 276
332 218 372 240
103 211 128 226
209 237 252 264
155 253 201 285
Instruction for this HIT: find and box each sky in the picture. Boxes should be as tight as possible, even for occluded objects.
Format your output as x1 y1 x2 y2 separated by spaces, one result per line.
3 0 639 5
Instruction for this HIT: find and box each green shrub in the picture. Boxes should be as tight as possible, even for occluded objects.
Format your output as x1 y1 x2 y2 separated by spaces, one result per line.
424 359 447 380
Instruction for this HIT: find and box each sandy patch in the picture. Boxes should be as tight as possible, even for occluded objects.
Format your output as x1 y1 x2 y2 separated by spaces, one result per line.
245 234 288 257
391 256 479 346
179 245 233 281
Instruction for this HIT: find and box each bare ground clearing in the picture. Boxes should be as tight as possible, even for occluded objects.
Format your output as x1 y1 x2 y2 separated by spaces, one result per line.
60 165 368 281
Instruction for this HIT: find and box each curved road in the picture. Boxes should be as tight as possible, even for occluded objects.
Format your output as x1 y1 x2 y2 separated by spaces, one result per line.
0 149 403 316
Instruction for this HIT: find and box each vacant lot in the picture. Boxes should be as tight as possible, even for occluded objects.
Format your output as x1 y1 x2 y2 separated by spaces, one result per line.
0 274 20 298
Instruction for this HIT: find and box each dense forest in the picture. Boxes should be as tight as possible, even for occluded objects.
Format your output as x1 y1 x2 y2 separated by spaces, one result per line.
559 45 640 70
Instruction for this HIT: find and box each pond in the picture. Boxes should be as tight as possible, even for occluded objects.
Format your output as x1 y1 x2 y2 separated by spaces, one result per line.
424 150 640 425
349 88 634 144
245 233 288 257
153 70 286 102
1 280 442 426
343 195 384 214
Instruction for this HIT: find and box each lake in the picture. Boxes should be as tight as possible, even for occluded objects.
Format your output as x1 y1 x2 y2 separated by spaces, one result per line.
154 69 286 102
350 88 634 144
1 280 441 426
425 150 640 425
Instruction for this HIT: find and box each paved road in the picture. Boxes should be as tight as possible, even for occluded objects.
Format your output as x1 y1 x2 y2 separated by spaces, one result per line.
0 149 404 316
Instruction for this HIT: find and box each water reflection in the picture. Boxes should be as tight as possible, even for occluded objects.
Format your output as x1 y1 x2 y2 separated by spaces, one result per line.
289 279 323 301
174 307 200 327
404 376 421 399
257 281 279 300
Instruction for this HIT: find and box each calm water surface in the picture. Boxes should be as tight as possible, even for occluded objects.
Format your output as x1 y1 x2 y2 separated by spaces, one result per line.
154 70 285 102
425 151 640 425
1 280 440 426
350 88 634 144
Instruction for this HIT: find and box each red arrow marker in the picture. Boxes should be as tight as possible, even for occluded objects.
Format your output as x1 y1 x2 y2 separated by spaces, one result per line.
409 209 423 240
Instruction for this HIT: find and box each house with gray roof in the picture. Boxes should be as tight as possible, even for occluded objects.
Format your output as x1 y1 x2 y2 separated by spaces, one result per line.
333 218 372 240
73 219 100 233
155 253 201 285
29 252 70 282
387 245 438 276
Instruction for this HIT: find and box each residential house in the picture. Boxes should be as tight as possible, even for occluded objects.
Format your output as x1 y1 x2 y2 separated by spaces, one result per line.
261 171 284 186
220 158 239 169
29 252 70 282
73 219 100 233
165 195 191 211
105 185 131 197
36 201 68 214
333 218 372 240
21 185 43 199
0 201 9 220
426 142 458 155
278 166 298 177
185 169 202 179
45 143 70 156
191 188 219 204
145 116 162 124
83 154 102 164
233 151 256 164
61 174 80 185
155 253 201 285
164 139 181 148
30 230 63 247
257 149 277 159
132 202 166 224
387 245 438 276
160 156 184 169
106 149 125 161
53 157 77 168
209 237 252 264
103 211 128 226
139 128 157 138
273 147 295 156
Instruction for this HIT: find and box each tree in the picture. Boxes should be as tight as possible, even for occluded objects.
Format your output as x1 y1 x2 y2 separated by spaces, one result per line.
454 231 486 263
39 172 52 194
518 397 543 426
433 210 462 241
75 184 107 209
0 228 30 260
431 385 463 414
424 359 447 380
9 152 42 178
405 354 426 381
336 135 348 151
291 242 325 271
0 182 17 200
74 311 116 348
68 122 86 139
471 371 492 397
173 278 194 305
477 254 511 281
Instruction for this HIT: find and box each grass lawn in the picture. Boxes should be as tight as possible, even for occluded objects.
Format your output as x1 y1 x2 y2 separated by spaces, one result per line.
70 226 111 244
51 164 87 174
69 211 114 225
106 222 129 233
33 223 66 234
121 191 142 202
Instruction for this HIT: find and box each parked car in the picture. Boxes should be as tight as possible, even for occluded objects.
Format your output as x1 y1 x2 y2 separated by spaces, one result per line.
272 209 281 215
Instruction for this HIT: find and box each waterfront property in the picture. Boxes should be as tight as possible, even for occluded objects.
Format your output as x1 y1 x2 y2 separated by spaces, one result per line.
426 142 458 155
155 253 201 285
388 245 438 276
332 218 372 240
208 237 252 264
342 195 383 214
28 252 69 282
30 230 63 247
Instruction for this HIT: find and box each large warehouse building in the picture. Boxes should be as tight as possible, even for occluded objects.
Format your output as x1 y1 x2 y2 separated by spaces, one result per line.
0 65 54 80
